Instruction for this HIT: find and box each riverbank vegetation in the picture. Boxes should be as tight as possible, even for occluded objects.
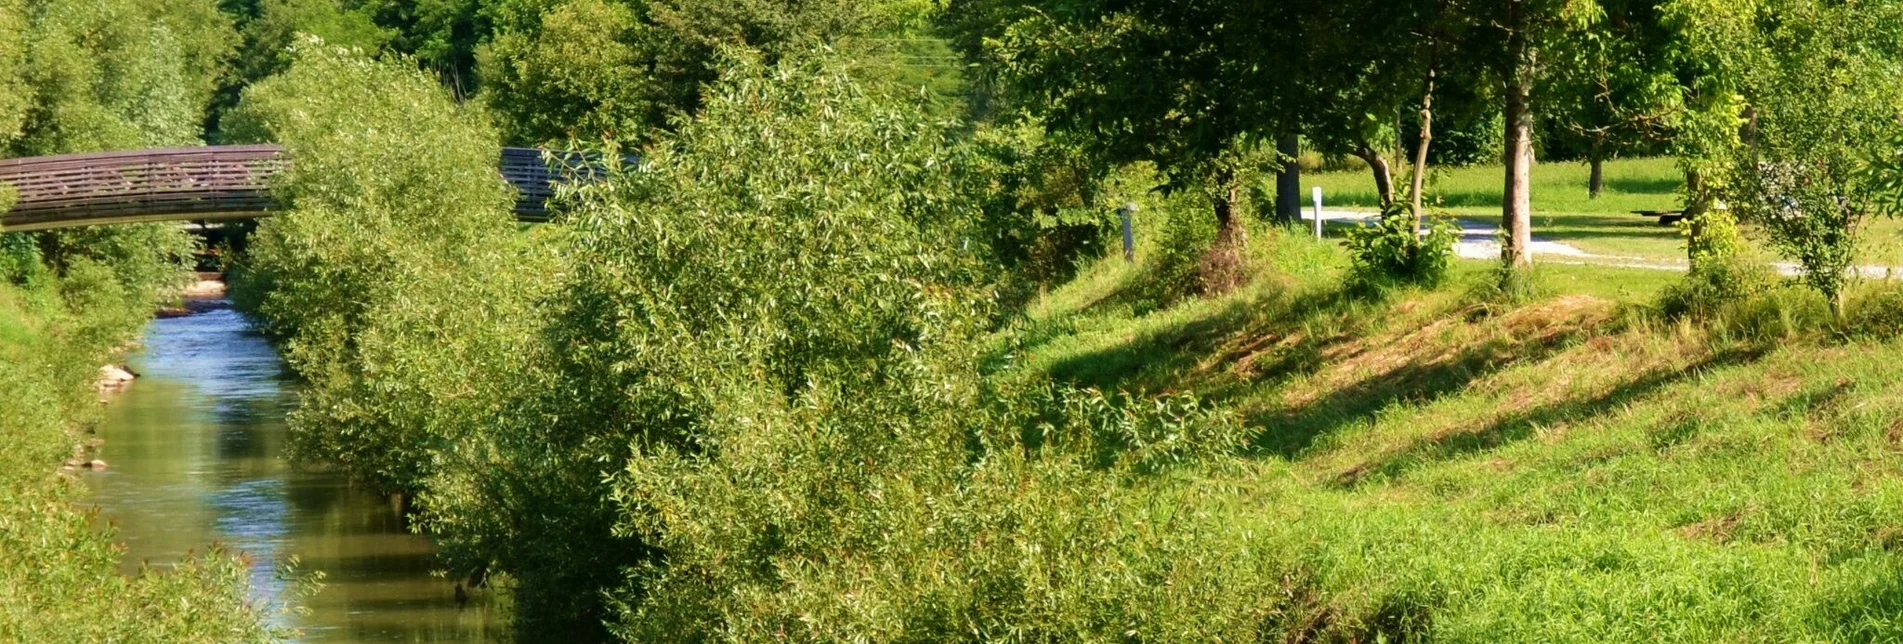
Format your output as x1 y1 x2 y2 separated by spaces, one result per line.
222 3 1903 637
17 0 1903 640
0 259 278 641
0 0 286 638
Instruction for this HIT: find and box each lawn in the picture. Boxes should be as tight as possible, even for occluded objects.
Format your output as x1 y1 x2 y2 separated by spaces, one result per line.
1304 157 1690 261
1303 157 1903 267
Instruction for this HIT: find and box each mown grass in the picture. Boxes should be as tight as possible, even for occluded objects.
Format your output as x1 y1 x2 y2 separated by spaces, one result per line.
0 273 277 642
1304 158 1688 260
1304 157 1903 267
1002 225 1903 639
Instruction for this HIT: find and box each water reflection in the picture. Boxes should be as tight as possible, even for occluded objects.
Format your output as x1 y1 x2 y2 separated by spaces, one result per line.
82 307 503 642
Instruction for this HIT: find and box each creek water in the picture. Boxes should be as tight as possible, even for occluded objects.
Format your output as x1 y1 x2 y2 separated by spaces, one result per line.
79 305 504 642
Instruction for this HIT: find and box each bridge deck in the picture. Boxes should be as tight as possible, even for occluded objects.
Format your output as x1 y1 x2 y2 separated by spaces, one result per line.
0 145 574 232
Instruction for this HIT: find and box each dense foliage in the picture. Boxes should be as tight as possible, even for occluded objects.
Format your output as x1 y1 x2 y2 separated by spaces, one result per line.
477 0 889 146
0 0 276 637
226 46 1274 638
225 41 542 501
1723 0 1903 314
20 0 1903 639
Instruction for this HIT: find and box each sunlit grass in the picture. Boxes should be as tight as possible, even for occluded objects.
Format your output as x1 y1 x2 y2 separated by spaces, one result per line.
1004 228 1903 638
1303 158 1688 260
1303 157 1903 267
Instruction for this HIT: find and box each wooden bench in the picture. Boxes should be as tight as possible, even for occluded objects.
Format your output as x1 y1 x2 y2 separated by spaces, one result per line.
1632 210 1687 226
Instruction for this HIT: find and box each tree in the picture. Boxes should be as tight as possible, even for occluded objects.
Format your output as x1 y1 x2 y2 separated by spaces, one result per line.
1287 0 1490 228
2 0 233 306
1291 0 1426 213
0 0 25 146
1656 0 1758 233
1478 0 1601 270
1543 0 1681 199
954 0 1298 292
477 0 661 145
1726 0 1903 315
476 0 890 146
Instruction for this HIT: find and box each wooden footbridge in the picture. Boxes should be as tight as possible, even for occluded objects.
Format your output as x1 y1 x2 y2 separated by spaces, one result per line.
0 145 582 232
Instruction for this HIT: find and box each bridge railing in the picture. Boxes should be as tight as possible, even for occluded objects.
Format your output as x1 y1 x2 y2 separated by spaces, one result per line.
1 145 594 232
0 146 283 231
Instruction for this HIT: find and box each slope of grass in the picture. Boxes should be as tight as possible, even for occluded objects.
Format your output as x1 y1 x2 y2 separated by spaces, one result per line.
1001 228 1903 640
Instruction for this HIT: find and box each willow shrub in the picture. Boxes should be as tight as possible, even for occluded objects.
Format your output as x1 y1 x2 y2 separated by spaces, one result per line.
225 40 549 500
399 51 1262 640
227 44 1275 638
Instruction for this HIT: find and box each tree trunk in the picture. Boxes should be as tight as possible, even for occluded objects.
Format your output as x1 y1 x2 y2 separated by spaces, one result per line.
1202 167 1249 293
1683 168 1709 264
1275 134 1303 226
1501 5 1536 271
1588 141 1605 200
1410 68 1436 232
1353 145 1395 209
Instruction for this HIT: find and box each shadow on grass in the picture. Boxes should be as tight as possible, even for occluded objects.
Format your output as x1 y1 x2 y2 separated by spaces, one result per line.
1039 297 1261 392
1245 317 1593 460
1037 283 1383 395
1330 346 1766 488
1820 570 1903 643
1533 214 1681 240
1606 175 1683 195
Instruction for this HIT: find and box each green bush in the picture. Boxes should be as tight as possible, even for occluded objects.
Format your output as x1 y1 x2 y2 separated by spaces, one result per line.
1134 193 1220 306
1012 384 1244 474
1343 203 1458 289
970 122 1121 287
0 233 33 284
1652 207 1824 342
224 40 537 501
1658 208 1776 321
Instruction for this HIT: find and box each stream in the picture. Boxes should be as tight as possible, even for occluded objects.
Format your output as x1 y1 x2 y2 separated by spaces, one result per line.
79 305 504 642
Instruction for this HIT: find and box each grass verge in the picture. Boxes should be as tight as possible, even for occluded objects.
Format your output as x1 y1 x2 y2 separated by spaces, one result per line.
1304 157 1903 267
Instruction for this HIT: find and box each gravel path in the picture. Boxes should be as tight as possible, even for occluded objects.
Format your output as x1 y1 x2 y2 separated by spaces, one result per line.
1314 209 1903 278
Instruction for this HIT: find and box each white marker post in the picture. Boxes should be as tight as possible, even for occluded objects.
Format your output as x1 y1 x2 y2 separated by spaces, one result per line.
1311 186 1324 239
1119 202 1138 262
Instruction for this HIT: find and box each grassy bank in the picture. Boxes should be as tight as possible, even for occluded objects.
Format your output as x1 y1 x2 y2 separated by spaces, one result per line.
0 267 277 641
1001 225 1903 639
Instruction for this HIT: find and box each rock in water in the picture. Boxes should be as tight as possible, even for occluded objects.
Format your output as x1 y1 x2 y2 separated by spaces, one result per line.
96 365 135 392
